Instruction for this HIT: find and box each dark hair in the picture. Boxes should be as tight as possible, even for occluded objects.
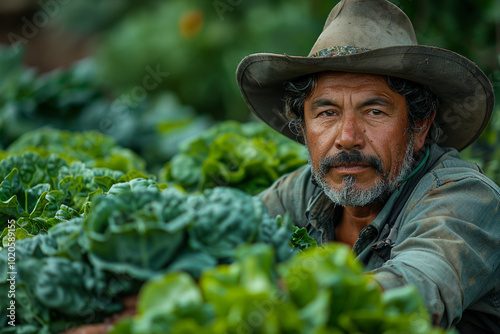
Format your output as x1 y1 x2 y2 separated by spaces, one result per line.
283 73 442 143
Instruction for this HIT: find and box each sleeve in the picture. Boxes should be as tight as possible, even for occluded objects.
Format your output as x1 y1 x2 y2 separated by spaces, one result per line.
371 174 500 328
256 164 316 228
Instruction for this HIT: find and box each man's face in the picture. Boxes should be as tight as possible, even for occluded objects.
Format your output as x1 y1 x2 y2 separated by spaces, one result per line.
303 71 418 207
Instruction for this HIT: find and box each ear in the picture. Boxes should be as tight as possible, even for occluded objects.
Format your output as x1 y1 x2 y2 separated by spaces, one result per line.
413 112 436 152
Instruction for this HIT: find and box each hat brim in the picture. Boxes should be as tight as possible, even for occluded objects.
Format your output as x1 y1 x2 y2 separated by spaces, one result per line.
236 45 494 151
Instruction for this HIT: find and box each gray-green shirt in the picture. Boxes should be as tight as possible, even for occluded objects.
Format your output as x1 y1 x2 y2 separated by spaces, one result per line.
258 144 500 333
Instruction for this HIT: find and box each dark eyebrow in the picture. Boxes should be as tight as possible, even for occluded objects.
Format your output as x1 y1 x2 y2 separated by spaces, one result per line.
357 97 391 108
310 98 340 109
310 96 393 110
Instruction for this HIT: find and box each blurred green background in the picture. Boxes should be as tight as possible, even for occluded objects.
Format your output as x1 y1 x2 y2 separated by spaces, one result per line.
0 0 498 182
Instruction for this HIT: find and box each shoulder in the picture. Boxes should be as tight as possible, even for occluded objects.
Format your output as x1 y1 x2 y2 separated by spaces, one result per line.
404 145 499 231
416 145 499 198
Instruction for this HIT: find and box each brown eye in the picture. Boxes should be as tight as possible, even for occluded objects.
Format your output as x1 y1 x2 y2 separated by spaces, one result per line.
369 109 384 116
320 110 336 117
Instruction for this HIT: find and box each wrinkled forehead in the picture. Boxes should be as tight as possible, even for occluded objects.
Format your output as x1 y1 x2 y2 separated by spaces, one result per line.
306 71 406 107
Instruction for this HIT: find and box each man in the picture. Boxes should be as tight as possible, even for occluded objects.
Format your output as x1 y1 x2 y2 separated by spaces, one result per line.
236 0 499 333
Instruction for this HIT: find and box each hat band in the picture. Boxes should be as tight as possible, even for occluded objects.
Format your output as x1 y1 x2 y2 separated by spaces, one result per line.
310 46 370 57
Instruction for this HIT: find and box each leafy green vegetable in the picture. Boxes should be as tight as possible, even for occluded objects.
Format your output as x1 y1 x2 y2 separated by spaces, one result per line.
0 151 157 246
0 47 209 171
163 121 307 195
0 153 69 234
7 129 147 174
134 272 214 333
34 257 109 316
0 183 294 333
84 186 190 280
113 243 453 334
290 225 318 251
187 187 264 259
0 50 107 150
186 187 294 262
0 229 124 333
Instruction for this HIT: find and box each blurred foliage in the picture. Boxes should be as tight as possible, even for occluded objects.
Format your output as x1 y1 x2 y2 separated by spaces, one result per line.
0 46 105 147
395 0 499 71
0 46 211 173
391 0 500 178
56 0 325 120
111 244 453 334
49 0 159 34
5 128 147 173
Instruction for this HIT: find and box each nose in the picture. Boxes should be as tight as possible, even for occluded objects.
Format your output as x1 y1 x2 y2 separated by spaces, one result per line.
334 114 365 150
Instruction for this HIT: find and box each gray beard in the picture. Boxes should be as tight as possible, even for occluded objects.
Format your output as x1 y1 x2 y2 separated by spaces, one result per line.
310 137 415 207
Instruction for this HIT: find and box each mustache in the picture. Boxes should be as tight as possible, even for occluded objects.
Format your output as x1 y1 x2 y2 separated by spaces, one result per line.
319 151 384 176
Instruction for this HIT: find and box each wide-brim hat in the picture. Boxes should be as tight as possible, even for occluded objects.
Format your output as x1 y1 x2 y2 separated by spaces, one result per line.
236 0 495 151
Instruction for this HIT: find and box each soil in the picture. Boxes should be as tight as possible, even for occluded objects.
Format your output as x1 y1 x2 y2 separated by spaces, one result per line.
63 296 138 334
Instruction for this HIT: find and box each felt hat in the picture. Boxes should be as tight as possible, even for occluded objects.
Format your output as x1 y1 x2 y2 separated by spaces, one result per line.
236 0 495 150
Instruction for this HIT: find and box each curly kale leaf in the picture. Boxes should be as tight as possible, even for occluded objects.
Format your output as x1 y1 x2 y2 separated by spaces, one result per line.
107 177 160 196
0 232 121 331
0 235 57 327
84 187 190 280
0 151 157 245
34 257 112 316
256 213 296 262
0 154 71 240
43 218 86 261
187 187 269 260
0 152 67 190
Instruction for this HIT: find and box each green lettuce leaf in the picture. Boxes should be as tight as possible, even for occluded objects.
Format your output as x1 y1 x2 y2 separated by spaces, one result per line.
163 121 307 195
